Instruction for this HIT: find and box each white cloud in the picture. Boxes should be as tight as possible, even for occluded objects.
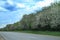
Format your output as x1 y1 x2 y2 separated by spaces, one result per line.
33 0 55 8
0 24 6 28
0 7 9 11
22 0 34 3
25 0 55 12
55 0 60 2
7 0 15 5
14 0 56 14
16 3 26 8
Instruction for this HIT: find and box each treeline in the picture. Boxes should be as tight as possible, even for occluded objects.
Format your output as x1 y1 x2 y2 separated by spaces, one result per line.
0 2 60 31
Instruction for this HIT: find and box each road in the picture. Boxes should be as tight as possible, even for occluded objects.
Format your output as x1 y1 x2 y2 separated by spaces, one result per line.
0 32 60 40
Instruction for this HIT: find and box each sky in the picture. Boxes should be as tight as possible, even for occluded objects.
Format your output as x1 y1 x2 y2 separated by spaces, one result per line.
0 0 59 28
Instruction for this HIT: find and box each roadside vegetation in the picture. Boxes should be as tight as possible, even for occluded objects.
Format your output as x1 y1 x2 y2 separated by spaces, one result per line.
19 31 60 36
0 2 60 36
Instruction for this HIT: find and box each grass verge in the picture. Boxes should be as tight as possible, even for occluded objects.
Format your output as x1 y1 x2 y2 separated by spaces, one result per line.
20 31 60 36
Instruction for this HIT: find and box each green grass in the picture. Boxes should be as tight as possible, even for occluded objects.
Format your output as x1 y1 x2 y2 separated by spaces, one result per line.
20 31 60 36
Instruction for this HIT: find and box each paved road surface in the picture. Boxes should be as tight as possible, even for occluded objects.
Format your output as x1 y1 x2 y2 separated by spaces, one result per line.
0 32 60 40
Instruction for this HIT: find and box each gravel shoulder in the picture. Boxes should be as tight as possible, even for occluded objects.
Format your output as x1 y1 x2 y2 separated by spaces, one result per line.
0 34 4 40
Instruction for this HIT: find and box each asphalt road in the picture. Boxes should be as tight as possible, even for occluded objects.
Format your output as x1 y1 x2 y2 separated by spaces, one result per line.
0 32 60 40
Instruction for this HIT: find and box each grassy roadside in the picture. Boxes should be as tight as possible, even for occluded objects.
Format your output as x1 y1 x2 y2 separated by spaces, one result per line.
19 31 60 36
0 31 60 36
